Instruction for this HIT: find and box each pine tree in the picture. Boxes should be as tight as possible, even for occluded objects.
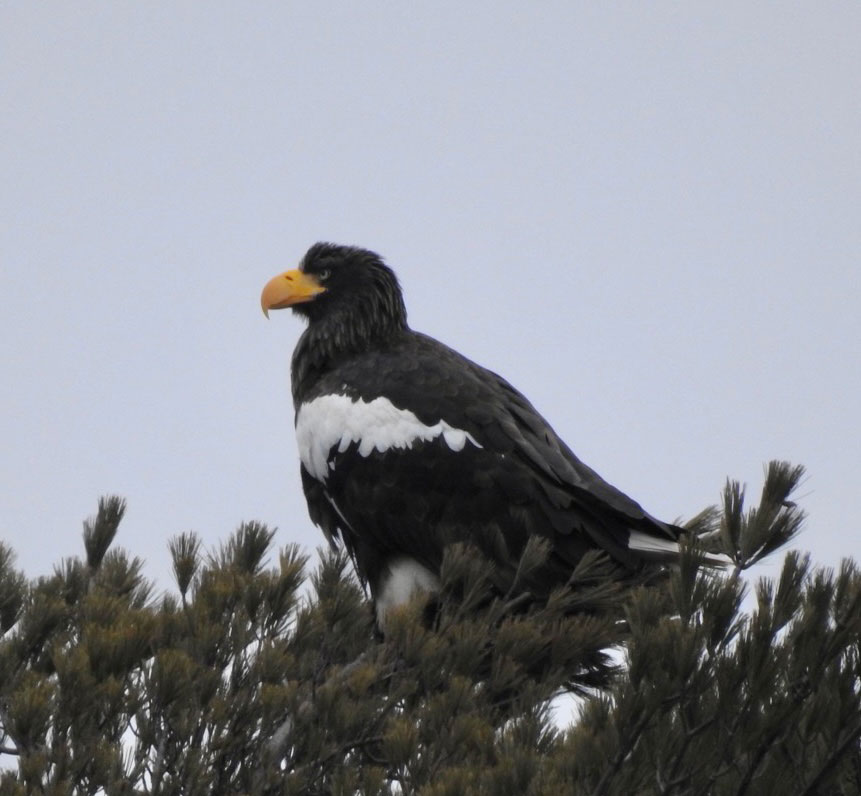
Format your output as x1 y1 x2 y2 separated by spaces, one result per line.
1 462 859 795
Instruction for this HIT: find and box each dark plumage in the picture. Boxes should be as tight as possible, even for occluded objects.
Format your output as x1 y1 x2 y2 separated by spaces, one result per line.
262 243 689 626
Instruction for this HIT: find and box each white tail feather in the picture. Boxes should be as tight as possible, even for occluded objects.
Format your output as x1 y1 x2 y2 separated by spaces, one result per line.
627 530 680 555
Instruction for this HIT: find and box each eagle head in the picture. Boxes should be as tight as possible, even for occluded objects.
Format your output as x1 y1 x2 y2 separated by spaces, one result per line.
261 242 406 330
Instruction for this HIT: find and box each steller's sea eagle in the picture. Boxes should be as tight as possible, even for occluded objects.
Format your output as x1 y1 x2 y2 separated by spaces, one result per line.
262 243 689 628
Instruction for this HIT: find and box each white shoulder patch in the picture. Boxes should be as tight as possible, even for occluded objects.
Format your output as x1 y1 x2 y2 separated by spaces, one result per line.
627 530 680 555
296 393 482 481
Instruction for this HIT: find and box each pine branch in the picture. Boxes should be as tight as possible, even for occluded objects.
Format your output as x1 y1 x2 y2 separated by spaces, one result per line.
588 709 654 796
2 476 859 794
798 719 861 796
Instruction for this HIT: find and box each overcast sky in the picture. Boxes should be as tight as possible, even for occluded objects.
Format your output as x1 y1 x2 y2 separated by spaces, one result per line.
2 3 859 591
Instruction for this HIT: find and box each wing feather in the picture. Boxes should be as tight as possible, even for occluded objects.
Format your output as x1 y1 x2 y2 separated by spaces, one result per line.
299 331 683 591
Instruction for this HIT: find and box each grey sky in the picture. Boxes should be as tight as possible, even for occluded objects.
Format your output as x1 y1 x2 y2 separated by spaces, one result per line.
2 3 859 589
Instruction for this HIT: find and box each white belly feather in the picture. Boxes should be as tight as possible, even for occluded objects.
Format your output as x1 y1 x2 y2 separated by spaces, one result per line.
375 557 440 627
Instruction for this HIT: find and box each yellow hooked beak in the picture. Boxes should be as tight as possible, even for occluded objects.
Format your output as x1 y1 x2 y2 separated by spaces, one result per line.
260 269 327 317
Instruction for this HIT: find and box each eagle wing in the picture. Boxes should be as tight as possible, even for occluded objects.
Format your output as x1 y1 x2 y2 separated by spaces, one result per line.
297 332 681 592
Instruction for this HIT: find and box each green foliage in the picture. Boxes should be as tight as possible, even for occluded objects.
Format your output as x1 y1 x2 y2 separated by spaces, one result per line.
0 462 859 795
